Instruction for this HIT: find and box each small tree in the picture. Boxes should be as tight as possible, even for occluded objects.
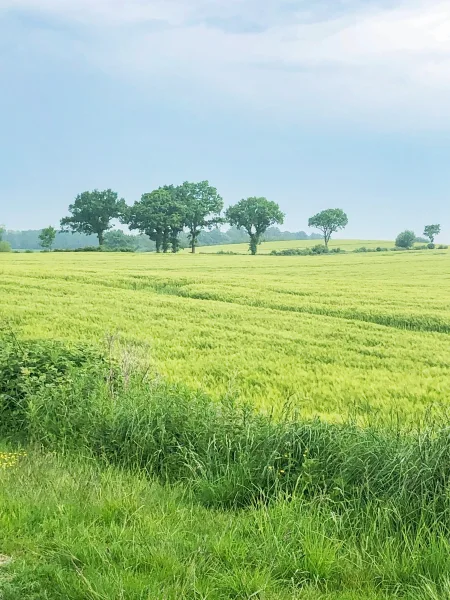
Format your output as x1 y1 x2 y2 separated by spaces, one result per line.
60 189 126 246
225 197 284 255
395 230 416 249
178 181 223 253
0 224 11 252
423 224 441 244
39 226 57 251
308 209 348 248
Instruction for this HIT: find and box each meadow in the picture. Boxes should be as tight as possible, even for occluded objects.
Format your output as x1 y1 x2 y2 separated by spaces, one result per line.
1 245 450 599
192 238 394 254
1 245 449 420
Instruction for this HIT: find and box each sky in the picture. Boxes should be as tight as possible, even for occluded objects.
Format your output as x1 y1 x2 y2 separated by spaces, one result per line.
1 0 450 240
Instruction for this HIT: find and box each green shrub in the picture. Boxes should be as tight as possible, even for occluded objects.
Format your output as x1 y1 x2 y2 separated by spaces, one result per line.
311 244 328 254
428 243 436 249
0 331 112 437
438 244 449 250
0 241 11 252
395 230 416 249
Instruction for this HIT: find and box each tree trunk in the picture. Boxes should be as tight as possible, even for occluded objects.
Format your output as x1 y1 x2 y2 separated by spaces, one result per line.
249 235 258 255
98 231 104 246
162 229 170 253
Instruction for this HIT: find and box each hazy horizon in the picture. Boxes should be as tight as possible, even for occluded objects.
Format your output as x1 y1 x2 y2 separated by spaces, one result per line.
1 0 450 241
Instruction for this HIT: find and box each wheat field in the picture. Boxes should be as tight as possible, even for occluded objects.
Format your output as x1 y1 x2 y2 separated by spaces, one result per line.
1 246 449 421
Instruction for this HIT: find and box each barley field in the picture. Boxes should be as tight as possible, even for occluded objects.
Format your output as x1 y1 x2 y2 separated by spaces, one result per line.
1 246 449 420
192 238 393 254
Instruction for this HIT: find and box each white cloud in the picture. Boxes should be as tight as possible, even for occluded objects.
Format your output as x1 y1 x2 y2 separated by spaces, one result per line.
2 0 450 128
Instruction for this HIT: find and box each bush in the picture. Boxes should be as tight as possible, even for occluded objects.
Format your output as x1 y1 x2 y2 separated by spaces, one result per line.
0 241 11 252
0 330 112 437
311 244 329 254
270 248 311 256
395 230 416 249
428 243 436 249
438 244 449 250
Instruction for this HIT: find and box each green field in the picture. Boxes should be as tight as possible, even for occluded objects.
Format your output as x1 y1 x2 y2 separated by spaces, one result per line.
1 247 450 599
1 247 449 420
192 238 393 254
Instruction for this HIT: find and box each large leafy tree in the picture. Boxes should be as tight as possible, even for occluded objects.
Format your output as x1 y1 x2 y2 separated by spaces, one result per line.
127 187 185 253
161 185 186 253
39 226 56 251
60 189 126 246
423 224 441 244
395 230 416 249
225 197 284 255
308 208 348 248
178 181 223 253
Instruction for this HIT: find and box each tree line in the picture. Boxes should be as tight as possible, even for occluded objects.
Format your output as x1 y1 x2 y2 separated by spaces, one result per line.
1 182 443 254
56 183 350 255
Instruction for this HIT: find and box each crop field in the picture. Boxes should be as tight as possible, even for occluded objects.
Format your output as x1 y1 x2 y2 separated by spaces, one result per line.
1 246 449 421
2 246 450 599
192 238 393 254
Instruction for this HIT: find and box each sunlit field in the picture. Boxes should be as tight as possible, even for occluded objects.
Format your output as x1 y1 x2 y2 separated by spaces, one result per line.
190 238 393 254
1 246 449 420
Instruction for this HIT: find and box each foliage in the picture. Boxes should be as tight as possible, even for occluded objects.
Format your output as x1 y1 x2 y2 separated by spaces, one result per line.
0 240 11 252
127 187 185 253
225 197 284 255
103 229 138 250
38 226 56 250
308 209 348 247
60 189 127 246
424 224 441 243
395 230 416 249
0 331 111 437
0 224 11 252
178 181 223 253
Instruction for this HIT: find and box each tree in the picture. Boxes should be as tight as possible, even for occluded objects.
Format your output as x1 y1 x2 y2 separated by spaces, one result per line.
38 226 56 251
308 209 348 248
178 181 223 253
104 230 138 250
161 185 186 253
225 197 284 255
423 224 441 244
0 224 11 252
60 189 126 246
395 230 416 249
127 188 184 253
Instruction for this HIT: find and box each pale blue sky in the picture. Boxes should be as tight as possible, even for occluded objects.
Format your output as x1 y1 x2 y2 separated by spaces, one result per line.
1 0 450 240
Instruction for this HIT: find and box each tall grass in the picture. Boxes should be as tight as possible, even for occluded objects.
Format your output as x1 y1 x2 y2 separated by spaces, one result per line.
2 336 450 597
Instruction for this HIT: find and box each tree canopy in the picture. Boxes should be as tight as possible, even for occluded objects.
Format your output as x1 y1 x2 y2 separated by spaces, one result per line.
127 187 185 253
60 189 126 246
178 181 223 253
423 224 441 244
395 230 416 249
308 209 348 247
39 226 57 251
225 197 284 255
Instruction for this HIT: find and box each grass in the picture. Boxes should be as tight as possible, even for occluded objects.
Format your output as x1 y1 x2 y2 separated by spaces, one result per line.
1 246 450 598
1 247 449 420
2 345 450 599
191 239 393 254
